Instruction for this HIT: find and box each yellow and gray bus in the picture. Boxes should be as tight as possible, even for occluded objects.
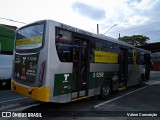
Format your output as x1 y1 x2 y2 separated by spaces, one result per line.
12 20 150 102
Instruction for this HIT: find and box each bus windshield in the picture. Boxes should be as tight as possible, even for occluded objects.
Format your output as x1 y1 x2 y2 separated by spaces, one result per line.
16 23 44 50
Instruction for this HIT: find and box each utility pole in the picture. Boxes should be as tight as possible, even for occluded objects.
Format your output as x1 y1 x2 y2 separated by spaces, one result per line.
119 33 120 39
97 24 99 34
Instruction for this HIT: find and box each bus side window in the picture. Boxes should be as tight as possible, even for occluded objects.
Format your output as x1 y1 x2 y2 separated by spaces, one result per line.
107 42 114 52
128 49 134 64
137 51 145 65
90 39 104 62
95 40 104 51
56 29 73 62
90 39 96 62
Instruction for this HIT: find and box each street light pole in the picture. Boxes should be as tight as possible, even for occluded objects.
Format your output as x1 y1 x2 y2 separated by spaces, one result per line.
104 24 117 34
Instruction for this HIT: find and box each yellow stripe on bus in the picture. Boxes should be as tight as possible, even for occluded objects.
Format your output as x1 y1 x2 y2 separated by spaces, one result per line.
118 86 126 91
11 80 50 102
71 96 88 102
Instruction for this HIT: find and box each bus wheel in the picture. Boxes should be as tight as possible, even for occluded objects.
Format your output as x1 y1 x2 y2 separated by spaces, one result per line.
100 80 111 100
137 75 144 87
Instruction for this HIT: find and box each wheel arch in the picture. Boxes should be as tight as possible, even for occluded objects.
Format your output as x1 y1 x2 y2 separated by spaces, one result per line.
99 77 112 100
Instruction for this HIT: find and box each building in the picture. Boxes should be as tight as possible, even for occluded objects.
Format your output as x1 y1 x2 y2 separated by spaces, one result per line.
0 24 17 54
0 24 17 89
138 42 160 71
151 52 160 71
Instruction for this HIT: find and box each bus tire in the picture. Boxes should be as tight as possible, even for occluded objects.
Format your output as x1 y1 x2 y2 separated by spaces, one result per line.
137 75 144 87
100 80 111 100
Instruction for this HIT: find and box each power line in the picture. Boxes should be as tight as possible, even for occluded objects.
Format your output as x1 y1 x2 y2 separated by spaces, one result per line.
109 21 160 33
119 29 160 36
0 17 26 24
118 29 160 36
141 29 160 35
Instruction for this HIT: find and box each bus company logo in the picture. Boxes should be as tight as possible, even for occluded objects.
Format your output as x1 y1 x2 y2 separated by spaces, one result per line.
22 57 26 65
2 112 11 117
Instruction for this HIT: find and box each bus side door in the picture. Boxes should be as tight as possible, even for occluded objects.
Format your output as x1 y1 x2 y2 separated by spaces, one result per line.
72 37 90 99
119 48 128 87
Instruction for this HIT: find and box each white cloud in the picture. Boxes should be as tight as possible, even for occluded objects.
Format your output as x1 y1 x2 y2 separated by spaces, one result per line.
72 2 106 20
135 0 158 10
0 0 160 42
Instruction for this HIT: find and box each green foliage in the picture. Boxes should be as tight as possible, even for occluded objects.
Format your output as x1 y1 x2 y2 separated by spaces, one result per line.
118 35 150 46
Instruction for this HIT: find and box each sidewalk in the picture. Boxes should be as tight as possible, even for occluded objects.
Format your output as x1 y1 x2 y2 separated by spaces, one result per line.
150 71 160 73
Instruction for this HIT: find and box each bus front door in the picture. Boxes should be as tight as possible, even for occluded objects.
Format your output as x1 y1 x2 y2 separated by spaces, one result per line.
119 48 128 88
72 38 89 100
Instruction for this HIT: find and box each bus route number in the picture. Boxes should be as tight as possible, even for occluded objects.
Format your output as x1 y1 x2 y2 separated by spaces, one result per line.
93 72 104 78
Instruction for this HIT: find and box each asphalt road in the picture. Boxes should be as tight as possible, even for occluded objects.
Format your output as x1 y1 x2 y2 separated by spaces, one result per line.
0 71 160 120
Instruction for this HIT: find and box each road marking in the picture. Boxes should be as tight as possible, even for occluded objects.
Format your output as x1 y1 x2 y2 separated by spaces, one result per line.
0 97 28 104
94 81 160 108
0 90 11 93
8 103 40 111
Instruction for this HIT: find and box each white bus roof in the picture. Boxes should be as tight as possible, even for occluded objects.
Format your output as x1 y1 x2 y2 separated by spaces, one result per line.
18 19 150 53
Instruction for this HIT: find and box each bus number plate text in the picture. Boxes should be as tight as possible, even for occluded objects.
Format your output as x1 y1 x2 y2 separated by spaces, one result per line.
93 72 104 78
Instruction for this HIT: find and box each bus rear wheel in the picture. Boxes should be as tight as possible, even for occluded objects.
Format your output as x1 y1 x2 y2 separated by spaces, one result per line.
100 80 111 100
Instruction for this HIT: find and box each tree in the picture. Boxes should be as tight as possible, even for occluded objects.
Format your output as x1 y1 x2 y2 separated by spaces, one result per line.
118 35 150 46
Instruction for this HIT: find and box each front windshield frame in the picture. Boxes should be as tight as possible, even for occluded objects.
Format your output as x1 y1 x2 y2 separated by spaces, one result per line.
15 21 46 53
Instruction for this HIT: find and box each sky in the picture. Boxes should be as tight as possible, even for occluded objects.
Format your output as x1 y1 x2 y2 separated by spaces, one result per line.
0 0 160 43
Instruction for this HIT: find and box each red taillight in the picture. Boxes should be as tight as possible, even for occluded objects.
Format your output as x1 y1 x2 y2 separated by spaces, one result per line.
39 61 45 86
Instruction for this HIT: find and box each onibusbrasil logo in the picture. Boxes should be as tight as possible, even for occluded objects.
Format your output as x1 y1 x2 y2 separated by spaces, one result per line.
1 112 42 118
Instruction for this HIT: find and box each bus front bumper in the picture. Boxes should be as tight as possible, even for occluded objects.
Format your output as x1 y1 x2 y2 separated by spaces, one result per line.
11 80 50 102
